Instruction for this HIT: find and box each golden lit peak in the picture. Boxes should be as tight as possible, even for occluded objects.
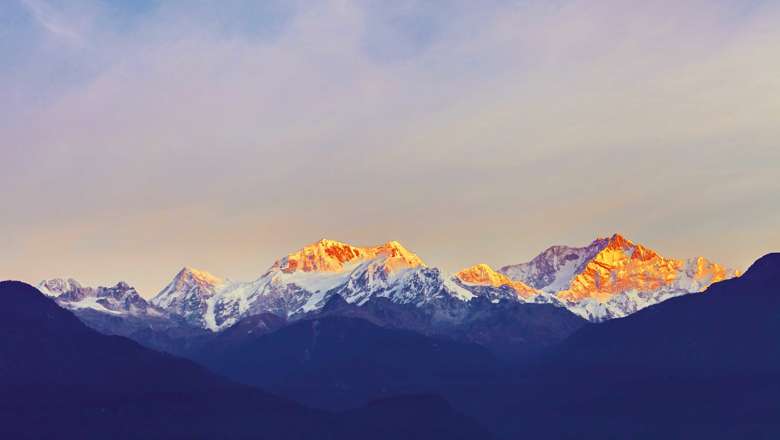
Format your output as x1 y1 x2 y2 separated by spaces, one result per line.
556 237 737 303
457 263 539 299
604 233 633 248
374 240 425 266
177 267 223 286
457 263 512 286
381 240 405 250
311 238 351 248
275 239 425 273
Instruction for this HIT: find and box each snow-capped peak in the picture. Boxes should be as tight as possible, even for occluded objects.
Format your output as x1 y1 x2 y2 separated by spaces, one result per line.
37 278 83 297
37 278 158 317
272 239 425 274
456 264 539 299
172 267 224 289
499 237 609 292
119 234 741 330
371 240 426 274
149 239 464 331
152 266 225 308
263 239 432 314
150 267 227 328
596 233 659 263
557 234 734 303
499 233 739 321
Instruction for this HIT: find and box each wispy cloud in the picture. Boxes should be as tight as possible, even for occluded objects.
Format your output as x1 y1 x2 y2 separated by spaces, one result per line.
20 0 85 46
2 0 779 295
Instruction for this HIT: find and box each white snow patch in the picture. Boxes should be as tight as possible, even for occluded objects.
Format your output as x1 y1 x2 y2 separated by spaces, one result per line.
62 297 123 315
542 258 581 293
442 276 475 301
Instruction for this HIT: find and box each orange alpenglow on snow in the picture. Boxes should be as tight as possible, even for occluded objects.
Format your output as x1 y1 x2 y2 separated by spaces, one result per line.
456 263 539 299
274 239 425 274
172 267 224 290
556 233 738 303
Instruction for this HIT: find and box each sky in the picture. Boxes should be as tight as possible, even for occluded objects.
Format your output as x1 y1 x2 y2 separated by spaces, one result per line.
2 0 779 298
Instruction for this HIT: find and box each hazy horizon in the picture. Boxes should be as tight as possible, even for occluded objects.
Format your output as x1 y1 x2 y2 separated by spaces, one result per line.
3 0 779 296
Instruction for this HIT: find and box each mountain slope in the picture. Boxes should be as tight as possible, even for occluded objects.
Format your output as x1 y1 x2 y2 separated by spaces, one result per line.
455 263 539 300
38 278 208 354
447 253 780 439
548 252 780 372
39 278 164 318
190 314 499 410
0 281 327 439
0 281 493 439
500 238 609 292
152 267 227 329
313 294 586 362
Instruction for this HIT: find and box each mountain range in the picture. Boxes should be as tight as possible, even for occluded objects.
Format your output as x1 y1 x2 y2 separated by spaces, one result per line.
4 236 777 439
40 233 737 336
449 252 780 439
0 281 491 439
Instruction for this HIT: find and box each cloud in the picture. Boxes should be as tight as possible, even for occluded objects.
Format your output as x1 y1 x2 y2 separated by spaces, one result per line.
2 0 779 295
20 0 86 45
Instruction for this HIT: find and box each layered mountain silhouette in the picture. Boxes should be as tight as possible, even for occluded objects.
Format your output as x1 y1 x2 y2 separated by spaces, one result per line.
190 313 499 409
546 252 780 372
446 253 780 439
312 294 586 361
37 277 212 355
0 281 492 439
20 237 771 439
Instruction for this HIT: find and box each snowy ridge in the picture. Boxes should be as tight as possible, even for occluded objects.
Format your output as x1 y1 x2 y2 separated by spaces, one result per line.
499 238 609 292
151 267 228 329
456 263 539 299
38 278 166 318
153 239 470 331
38 278 84 298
